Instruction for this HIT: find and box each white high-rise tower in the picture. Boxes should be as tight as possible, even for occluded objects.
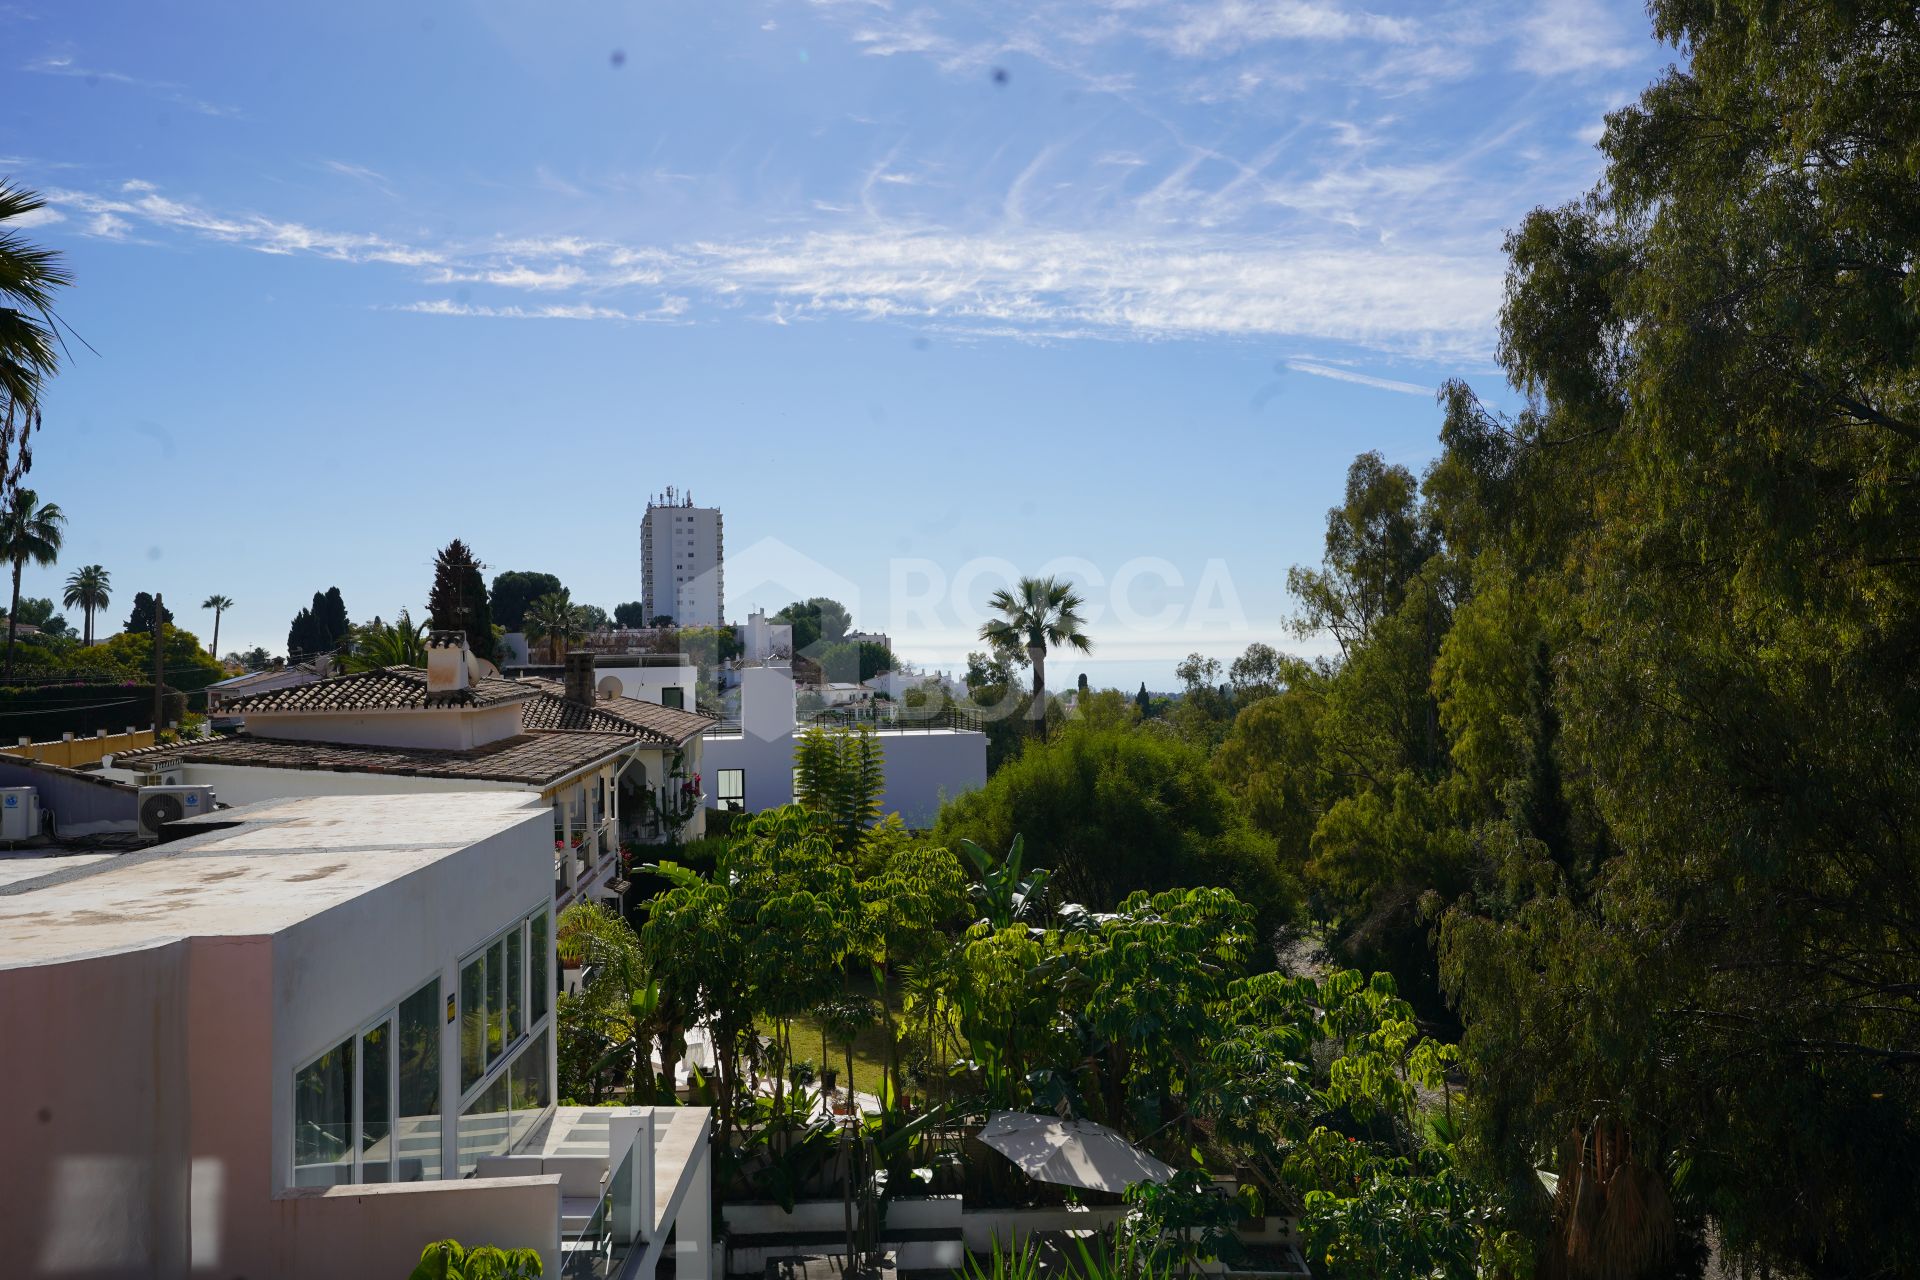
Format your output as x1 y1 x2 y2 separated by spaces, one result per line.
640 487 724 627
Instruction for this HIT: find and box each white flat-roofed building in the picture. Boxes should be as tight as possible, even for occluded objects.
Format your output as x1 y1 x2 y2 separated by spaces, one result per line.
0 791 714 1280
702 665 986 826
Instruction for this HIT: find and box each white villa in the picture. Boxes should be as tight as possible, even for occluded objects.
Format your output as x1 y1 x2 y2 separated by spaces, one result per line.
0 791 711 1280
702 665 986 826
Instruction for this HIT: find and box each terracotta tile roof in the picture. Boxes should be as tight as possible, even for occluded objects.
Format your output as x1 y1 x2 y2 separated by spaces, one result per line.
219 666 531 714
516 678 715 747
106 731 635 787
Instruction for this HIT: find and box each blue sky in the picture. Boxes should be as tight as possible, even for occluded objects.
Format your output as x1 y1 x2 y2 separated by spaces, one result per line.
3 0 1672 688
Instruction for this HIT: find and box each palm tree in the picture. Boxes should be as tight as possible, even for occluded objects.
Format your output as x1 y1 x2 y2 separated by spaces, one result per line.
201 594 234 660
62 563 110 645
523 589 584 663
978 574 1092 738
339 609 430 672
0 182 74 503
0 488 63 677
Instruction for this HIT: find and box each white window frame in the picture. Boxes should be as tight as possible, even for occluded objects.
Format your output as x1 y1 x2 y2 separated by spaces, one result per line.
291 976 434 1188
455 904 554 1115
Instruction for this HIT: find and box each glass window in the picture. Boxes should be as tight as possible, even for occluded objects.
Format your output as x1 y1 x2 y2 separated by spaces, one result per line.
507 1028 550 1149
529 912 549 1023
396 978 441 1182
661 686 685 709
293 1037 354 1188
717 769 745 812
360 1019 393 1183
486 938 505 1065
460 954 486 1092
457 1071 512 1177
506 927 525 1043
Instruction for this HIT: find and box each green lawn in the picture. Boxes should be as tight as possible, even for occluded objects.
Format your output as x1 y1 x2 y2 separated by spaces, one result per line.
756 977 907 1100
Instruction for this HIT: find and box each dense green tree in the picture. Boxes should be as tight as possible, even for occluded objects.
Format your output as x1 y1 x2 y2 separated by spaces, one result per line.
124 590 172 636
0 487 61 678
95 624 226 697
1286 452 1436 662
773 596 853 654
934 721 1297 944
576 604 610 632
1406 4 1920 1273
964 649 1018 693
426 539 494 661
12 596 61 629
815 639 891 685
0 182 71 507
62 564 109 645
489 570 562 632
613 601 646 628
287 587 350 659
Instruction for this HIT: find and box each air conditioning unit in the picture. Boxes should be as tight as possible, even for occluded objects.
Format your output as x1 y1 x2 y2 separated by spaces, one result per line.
0 786 40 842
138 785 217 839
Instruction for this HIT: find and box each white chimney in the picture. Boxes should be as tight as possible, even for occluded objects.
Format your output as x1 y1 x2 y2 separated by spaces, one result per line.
425 632 472 696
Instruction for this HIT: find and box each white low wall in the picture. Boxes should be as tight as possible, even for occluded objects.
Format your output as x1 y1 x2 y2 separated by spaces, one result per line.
722 1197 1135 1274
272 1174 562 1278
960 1205 1124 1251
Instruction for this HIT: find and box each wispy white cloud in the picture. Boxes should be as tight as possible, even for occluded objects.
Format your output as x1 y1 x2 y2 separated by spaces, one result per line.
7 204 63 228
24 51 241 116
1285 359 1432 396
1513 0 1639 76
320 159 396 198
46 180 444 266
392 298 689 322
36 176 1501 359
1147 0 1416 57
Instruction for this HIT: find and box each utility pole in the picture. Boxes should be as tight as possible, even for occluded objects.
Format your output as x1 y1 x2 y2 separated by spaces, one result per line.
152 593 165 736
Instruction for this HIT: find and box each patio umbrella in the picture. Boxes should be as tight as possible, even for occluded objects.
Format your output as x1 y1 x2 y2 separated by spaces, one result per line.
977 1112 1175 1193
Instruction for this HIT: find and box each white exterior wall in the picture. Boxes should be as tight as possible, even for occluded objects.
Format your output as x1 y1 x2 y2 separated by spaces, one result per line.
737 613 793 662
641 504 723 627
270 806 556 1197
0 796 561 1279
231 703 524 751
104 761 535 808
594 665 697 707
702 666 984 827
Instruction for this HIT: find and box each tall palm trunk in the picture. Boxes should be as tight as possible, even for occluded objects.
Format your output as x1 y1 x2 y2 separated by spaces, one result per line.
82 603 92 647
1027 642 1047 737
5 559 20 680
210 609 221 660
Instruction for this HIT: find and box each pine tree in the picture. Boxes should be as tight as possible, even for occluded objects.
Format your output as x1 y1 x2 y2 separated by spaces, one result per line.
427 539 496 661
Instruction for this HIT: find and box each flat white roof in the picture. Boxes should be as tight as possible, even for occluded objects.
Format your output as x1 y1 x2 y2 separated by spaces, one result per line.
0 791 547 969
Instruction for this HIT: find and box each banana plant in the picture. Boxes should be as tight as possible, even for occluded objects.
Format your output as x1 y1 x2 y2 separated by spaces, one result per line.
957 834 1051 929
